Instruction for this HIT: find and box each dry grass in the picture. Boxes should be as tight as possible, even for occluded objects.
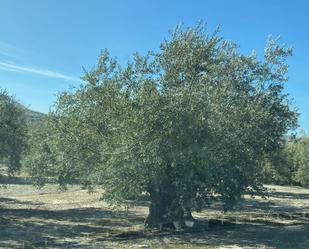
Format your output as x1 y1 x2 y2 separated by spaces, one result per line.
0 175 309 249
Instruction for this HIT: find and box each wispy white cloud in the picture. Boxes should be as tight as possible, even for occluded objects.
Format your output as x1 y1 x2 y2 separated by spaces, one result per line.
0 65 20 72
0 61 82 82
0 41 81 82
0 41 20 59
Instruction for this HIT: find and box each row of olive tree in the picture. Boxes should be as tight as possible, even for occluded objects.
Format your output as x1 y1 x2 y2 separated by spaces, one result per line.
262 135 309 187
22 24 298 227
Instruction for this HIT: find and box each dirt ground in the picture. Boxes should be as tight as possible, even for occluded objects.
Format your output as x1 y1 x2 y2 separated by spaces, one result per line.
0 174 309 249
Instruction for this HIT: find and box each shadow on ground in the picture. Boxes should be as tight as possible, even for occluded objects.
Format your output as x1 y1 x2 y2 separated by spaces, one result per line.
270 191 309 200
0 200 145 248
0 175 33 186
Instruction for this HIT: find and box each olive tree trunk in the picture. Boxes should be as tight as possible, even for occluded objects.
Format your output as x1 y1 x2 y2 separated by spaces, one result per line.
144 177 194 228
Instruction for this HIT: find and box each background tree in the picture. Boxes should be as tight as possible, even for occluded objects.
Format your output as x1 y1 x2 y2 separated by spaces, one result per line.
289 136 309 187
22 118 58 186
260 133 309 187
24 24 298 227
261 138 297 185
0 89 27 174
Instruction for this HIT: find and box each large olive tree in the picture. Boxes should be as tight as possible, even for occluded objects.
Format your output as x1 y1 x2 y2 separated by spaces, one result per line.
24 24 297 227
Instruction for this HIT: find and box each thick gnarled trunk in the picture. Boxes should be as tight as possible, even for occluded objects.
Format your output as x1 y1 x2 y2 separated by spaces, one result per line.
144 178 193 229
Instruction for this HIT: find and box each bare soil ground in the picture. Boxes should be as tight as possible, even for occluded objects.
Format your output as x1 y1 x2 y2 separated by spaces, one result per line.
0 174 309 249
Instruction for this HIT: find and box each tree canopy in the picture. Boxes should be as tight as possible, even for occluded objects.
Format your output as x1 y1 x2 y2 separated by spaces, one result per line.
24 24 298 227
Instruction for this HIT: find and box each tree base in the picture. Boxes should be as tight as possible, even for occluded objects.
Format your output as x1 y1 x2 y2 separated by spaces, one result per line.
144 213 196 231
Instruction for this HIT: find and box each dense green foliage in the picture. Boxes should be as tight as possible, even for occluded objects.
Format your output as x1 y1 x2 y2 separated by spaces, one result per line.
0 89 27 173
23 24 298 226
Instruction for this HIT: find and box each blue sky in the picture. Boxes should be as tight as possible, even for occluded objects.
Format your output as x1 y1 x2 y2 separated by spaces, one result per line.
0 0 308 132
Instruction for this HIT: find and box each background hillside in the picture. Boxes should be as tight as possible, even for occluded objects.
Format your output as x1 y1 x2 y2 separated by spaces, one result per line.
25 108 46 122
18 104 46 123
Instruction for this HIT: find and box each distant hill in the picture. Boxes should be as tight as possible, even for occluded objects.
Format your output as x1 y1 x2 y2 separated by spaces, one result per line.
24 107 46 122
15 103 46 123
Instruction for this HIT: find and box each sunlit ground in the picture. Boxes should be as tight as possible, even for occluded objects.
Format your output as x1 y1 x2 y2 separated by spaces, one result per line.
0 174 309 249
